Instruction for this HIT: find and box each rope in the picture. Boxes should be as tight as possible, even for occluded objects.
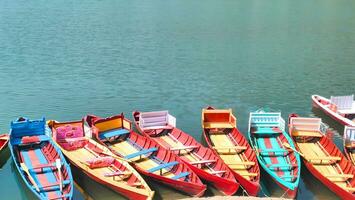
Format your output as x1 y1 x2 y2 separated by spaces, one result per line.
240 185 250 197
280 188 290 199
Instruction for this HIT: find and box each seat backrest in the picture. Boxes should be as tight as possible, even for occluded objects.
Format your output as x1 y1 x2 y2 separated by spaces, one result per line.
248 111 286 132
10 118 46 138
56 125 84 141
203 109 235 122
330 95 354 110
139 111 176 130
290 117 321 132
95 117 122 132
345 126 355 142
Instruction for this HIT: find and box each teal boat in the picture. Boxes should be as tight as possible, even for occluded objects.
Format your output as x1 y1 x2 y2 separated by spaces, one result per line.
247 110 301 198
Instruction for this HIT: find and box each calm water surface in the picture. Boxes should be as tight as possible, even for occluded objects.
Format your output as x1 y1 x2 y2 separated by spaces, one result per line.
0 0 354 199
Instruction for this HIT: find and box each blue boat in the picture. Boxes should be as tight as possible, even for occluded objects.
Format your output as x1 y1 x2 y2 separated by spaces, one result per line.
9 117 73 200
247 110 301 198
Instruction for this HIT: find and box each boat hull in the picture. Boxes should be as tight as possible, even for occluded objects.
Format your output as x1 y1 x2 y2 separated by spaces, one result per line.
0 134 9 153
202 128 260 196
312 95 355 126
185 162 239 195
303 158 355 199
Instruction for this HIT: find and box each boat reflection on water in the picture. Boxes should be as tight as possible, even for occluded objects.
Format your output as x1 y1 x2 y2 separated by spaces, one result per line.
300 163 339 200
0 147 10 169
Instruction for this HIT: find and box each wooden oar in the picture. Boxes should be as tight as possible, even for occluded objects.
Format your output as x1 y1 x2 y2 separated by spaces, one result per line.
20 163 40 192
282 142 305 157
55 159 63 193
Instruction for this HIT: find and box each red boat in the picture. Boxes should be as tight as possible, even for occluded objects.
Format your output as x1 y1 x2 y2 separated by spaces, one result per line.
289 114 355 199
0 134 9 152
86 114 207 197
201 107 260 196
312 94 355 126
132 110 239 196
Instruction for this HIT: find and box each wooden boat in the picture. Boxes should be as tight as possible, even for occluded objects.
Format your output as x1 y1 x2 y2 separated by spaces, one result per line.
344 126 355 165
49 119 154 200
86 114 207 197
201 107 260 196
132 110 239 196
248 110 301 198
0 133 9 152
288 114 355 199
9 117 73 200
312 94 355 126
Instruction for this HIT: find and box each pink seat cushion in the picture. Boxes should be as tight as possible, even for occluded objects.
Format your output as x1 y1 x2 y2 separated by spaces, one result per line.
56 125 84 141
86 156 115 169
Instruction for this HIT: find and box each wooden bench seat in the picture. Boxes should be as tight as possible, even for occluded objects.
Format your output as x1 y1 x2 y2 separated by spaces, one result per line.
190 160 216 165
203 122 234 129
210 170 226 175
213 146 247 154
325 174 354 179
306 156 341 164
238 172 258 177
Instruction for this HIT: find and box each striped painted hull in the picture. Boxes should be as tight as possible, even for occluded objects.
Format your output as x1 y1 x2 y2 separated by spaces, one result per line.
9 137 73 200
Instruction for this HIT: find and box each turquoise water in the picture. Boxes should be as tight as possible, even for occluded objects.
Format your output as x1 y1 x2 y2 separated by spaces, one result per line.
0 0 354 199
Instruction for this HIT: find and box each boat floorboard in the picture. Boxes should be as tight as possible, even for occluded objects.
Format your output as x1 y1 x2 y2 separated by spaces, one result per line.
111 141 175 178
160 134 225 175
210 133 251 180
67 147 145 191
297 141 349 189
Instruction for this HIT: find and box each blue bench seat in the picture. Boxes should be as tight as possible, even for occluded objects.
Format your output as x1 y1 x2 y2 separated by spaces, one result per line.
253 127 281 134
99 128 130 140
171 172 190 180
148 161 179 173
124 147 158 159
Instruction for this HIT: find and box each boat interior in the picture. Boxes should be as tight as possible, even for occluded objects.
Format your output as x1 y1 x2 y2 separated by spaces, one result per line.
51 120 145 189
93 116 197 183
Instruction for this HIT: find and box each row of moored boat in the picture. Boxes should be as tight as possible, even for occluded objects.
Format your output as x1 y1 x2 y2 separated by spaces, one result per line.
0 94 354 200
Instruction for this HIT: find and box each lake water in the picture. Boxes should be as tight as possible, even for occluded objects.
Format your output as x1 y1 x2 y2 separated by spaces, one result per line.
0 0 354 199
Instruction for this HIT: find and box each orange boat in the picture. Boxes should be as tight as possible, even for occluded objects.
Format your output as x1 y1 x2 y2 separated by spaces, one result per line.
201 107 260 196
